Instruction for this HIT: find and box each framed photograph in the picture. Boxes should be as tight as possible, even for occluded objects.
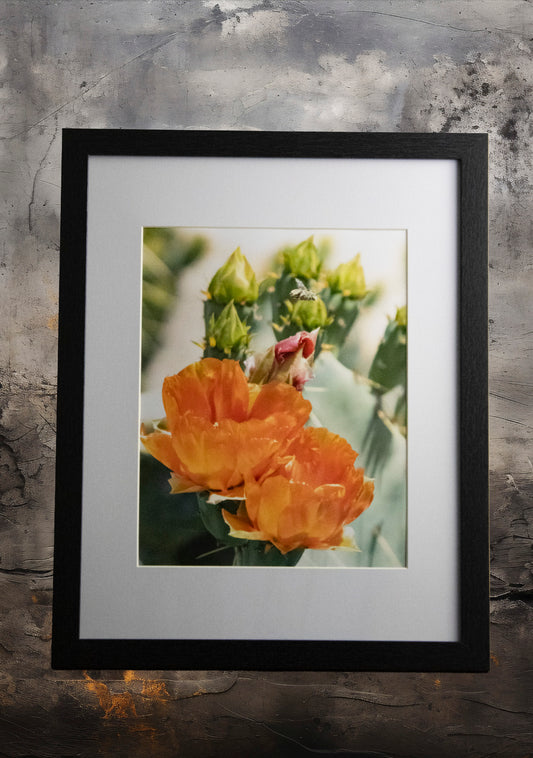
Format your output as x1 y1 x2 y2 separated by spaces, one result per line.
52 130 488 671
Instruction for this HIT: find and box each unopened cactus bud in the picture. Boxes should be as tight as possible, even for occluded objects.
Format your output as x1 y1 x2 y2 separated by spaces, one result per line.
326 254 367 299
208 247 259 305
286 296 330 331
395 305 407 327
246 330 318 391
205 301 250 358
282 237 322 280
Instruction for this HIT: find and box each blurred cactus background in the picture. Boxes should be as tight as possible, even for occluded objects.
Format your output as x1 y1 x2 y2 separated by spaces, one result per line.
142 228 207 384
140 227 407 568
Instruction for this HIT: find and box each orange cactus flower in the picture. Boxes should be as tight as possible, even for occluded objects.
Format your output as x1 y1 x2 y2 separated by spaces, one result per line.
222 427 374 554
141 358 311 496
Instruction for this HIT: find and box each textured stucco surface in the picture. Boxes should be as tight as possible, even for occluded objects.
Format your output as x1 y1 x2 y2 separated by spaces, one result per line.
1 1 532 756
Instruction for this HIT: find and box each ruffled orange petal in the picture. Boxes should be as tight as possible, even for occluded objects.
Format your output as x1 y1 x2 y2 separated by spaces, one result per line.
346 476 375 522
222 504 268 542
276 491 321 548
288 427 358 488
170 417 241 493
170 415 297 495
231 417 303 478
163 358 249 430
207 358 250 421
250 475 294 537
140 430 182 474
169 474 206 494
250 380 311 424
142 358 313 498
239 426 374 553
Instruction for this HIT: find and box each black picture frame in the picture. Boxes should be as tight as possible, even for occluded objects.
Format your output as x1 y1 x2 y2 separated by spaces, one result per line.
52 129 488 672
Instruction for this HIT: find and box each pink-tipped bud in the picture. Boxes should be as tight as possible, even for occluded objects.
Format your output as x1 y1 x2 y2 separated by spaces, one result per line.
274 329 318 364
247 330 318 391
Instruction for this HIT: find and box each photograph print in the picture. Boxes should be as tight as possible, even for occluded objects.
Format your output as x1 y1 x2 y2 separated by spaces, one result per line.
139 227 407 569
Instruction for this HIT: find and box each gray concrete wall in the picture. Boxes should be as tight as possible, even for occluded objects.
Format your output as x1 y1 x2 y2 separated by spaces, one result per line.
1 2 531 755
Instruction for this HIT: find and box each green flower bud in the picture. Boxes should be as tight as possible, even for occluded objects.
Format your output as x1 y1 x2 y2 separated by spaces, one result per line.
395 305 407 327
326 254 367 299
208 247 259 305
206 301 250 355
286 296 330 331
282 237 322 280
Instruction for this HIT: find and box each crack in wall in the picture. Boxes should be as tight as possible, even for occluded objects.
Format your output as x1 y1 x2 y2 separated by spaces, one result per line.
28 119 58 234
